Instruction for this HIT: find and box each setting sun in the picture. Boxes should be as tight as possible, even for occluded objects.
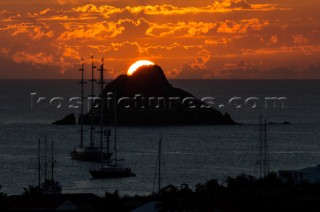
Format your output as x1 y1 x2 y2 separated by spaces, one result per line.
127 60 154 76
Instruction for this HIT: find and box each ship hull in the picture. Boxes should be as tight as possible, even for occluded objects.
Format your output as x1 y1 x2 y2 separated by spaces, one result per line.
71 148 112 162
89 167 135 179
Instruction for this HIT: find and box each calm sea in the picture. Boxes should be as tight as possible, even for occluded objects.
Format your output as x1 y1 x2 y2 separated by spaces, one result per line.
0 79 320 196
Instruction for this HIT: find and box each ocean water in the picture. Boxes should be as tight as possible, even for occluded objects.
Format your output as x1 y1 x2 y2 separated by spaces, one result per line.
0 79 320 196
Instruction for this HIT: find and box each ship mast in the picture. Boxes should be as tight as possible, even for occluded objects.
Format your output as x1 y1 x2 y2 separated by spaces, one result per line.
79 58 85 148
38 138 41 187
259 114 262 178
51 139 54 181
90 55 96 147
114 92 117 166
44 134 48 181
158 138 162 192
259 115 269 178
97 58 105 166
153 137 162 193
264 119 268 177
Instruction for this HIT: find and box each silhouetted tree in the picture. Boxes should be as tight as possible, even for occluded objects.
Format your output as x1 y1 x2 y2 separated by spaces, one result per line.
22 185 40 196
102 190 126 211
0 185 8 210
97 174 320 211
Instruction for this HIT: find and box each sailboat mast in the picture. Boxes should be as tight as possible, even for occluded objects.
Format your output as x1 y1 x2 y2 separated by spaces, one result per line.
38 138 41 187
106 130 110 155
114 92 117 166
98 59 105 166
51 139 54 181
264 119 268 177
259 114 263 178
158 138 162 192
44 134 47 181
90 56 96 147
79 58 85 148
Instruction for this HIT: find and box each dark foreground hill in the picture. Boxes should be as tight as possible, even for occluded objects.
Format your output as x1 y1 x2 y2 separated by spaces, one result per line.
80 65 236 125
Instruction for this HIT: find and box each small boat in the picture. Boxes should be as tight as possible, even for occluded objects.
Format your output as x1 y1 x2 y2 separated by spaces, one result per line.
71 57 112 162
30 135 62 195
40 179 62 195
89 61 135 179
90 164 135 178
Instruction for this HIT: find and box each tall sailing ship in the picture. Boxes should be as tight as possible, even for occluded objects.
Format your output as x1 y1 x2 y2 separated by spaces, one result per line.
71 57 112 162
89 61 135 179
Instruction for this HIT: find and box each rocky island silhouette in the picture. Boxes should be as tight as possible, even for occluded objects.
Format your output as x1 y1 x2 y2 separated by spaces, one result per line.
77 64 236 125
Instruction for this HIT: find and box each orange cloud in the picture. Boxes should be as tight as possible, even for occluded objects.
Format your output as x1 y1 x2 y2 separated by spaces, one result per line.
242 45 320 56
217 19 269 34
72 4 122 18
0 47 10 56
270 35 278 44
12 51 53 65
175 63 209 79
292 34 309 45
205 37 231 46
126 4 208 15
2 23 54 40
58 21 124 40
51 0 284 22
143 43 203 58
62 45 81 60
215 0 250 9
191 49 211 69
125 0 281 15
146 21 217 37
1 0 319 79
55 0 78 5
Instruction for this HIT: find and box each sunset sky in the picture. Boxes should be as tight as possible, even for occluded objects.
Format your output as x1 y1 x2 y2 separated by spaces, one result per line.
0 0 319 79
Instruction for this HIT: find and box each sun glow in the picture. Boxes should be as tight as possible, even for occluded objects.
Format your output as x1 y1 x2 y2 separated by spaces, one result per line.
127 60 154 76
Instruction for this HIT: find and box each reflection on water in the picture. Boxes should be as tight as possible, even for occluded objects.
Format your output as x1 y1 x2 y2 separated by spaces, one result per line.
0 123 320 196
0 80 320 195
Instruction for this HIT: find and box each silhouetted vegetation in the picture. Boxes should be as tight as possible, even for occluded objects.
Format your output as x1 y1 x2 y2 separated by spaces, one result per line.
99 173 320 211
22 185 41 196
152 173 320 212
0 185 8 210
5 174 320 211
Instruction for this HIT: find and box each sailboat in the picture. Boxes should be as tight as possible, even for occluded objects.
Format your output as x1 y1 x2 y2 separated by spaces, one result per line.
153 138 162 193
258 115 269 178
89 71 135 178
71 57 112 162
89 128 135 178
32 135 62 195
